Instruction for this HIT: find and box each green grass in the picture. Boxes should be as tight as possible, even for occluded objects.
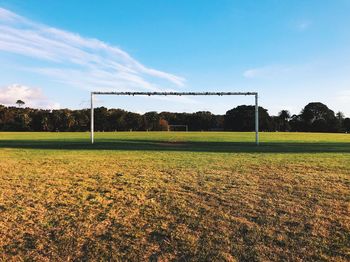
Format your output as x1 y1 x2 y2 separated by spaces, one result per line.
0 132 349 261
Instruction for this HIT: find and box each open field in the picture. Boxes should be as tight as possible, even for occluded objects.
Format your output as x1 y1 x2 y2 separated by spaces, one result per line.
0 132 349 261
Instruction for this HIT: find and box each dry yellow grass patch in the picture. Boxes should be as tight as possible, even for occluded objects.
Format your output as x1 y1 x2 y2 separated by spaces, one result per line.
0 132 349 261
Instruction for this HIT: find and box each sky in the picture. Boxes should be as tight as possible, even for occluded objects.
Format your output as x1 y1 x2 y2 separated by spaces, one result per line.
0 0 350 116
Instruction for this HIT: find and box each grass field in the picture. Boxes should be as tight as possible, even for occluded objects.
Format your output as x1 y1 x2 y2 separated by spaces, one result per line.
0 132 349 261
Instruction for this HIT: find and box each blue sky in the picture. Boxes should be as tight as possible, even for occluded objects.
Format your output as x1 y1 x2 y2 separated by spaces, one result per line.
0 0 350 115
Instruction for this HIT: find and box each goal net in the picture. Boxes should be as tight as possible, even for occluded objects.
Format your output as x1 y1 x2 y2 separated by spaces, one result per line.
168 124 188 132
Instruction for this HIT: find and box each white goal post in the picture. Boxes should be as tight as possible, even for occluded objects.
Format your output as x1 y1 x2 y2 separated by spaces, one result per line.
90 92 259 145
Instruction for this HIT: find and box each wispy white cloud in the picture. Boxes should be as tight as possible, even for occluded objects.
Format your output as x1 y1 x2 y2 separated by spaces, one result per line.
0 8 185 92
336 90 350 102
0 7 22 22
243 63 318 80
0 84 60 109
243 65 293 79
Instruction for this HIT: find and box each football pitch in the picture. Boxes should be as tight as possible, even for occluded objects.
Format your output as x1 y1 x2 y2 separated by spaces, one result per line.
0 132 349 261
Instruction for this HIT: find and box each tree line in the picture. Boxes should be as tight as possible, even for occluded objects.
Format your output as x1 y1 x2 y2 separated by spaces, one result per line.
0 101 349 132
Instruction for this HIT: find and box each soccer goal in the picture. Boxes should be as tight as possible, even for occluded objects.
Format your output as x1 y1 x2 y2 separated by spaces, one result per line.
168 125 188 132
90 92 259 145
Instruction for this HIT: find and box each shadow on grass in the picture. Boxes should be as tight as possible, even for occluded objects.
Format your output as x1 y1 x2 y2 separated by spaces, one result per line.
0 139 350 153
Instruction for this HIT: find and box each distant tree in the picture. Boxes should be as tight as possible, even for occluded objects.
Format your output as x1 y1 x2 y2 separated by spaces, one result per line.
144 111 160 131
0 102 347 133
66 112 76 130
159 112 177 125
212 115 225 130
159 118 169 131
50 109 76 131
336 112 345 132
41 115 51 131
124 112 143 131
94 107 109 131
289 114 303 131
30 110 49 131
279 110 291 120
16 100 25 108
60 109 75 131
224 105 272 131
14 109 30 131
336 111 345 121
0 105 5 129
277 110 291 131
300 102 339 132
108 109 127 131
343 118 350 133
190 111 214 131
51 110 62 131
72 109 90 131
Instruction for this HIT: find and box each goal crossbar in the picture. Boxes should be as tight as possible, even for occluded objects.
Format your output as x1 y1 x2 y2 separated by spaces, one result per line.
90 91 259 145
92 91 257 96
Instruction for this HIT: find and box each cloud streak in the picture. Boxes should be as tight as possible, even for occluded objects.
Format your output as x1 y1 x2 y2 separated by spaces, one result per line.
0 8 185 92
243 63 317 80
336 90 350 102
243 65 293 79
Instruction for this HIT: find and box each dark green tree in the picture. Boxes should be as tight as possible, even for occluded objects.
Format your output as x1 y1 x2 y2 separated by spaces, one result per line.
343 118 350 132
0 102 348 133
300 102 338 132
277 110 291 131
224 105 272 131
108 109 127 131
189 111 215 131
144 111 160 131
16 100 25 108
94 107 109 131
